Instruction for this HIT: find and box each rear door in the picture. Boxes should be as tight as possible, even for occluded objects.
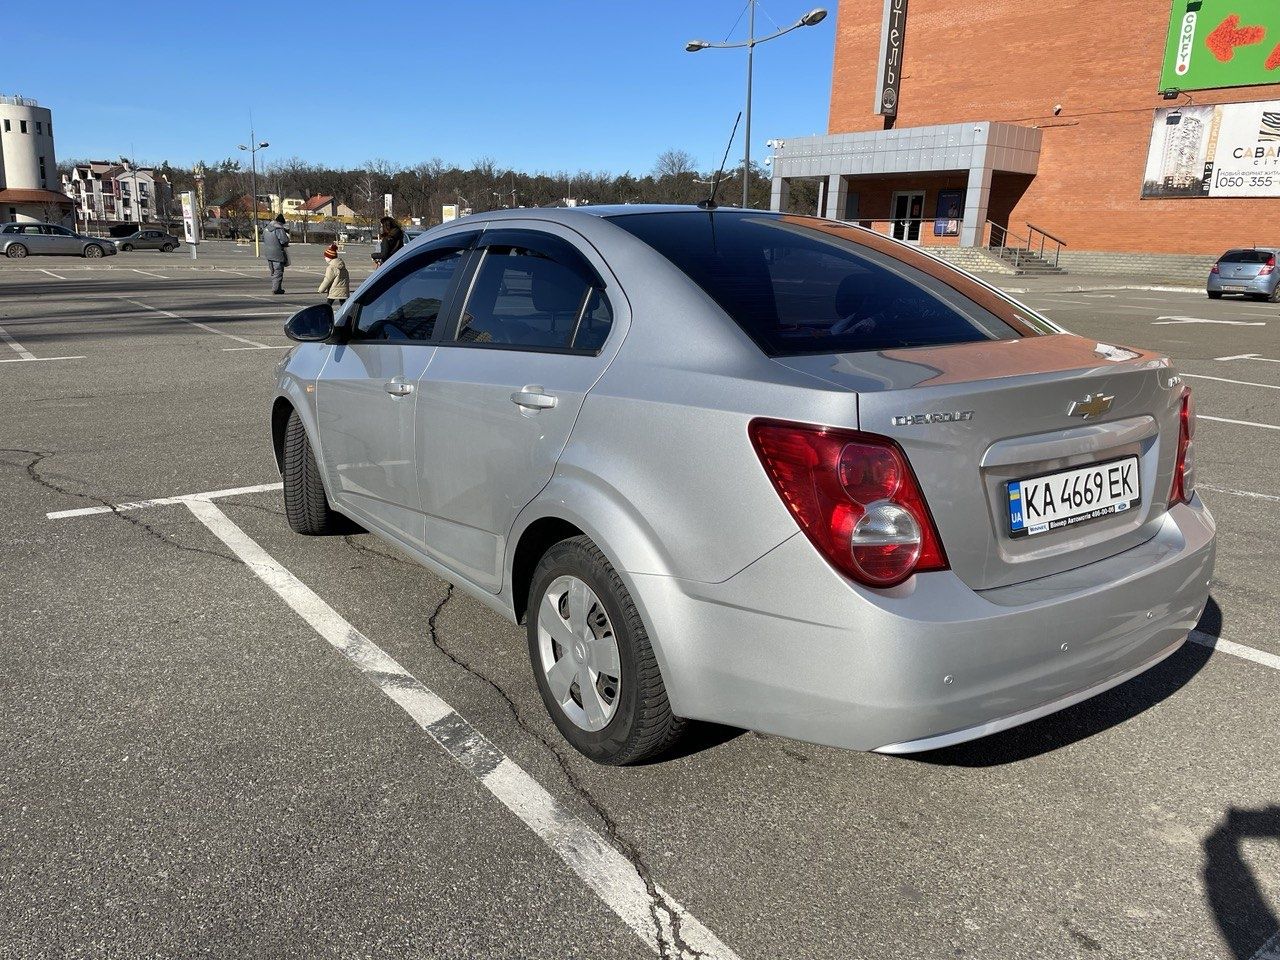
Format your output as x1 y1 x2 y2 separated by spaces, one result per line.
19 224 55 255
314 231 478 546
414 224 623 591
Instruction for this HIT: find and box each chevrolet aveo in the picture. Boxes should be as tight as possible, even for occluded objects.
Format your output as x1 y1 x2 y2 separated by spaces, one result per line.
270 207 1215 765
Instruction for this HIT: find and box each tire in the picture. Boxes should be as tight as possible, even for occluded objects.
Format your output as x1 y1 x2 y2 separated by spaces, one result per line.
1269 287 1280 304
83 244 104 259
282 409 346 535
161 243 176 253
1207 291 1222 300
6 243 27 259
527 536 686 765
119 244 133 252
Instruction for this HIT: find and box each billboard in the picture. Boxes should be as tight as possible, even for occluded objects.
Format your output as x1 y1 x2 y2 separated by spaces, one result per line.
1160 0 1280 92
1142 99 1280 197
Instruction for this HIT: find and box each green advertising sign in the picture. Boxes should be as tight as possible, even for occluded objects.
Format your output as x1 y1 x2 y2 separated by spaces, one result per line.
1161 0 1280 91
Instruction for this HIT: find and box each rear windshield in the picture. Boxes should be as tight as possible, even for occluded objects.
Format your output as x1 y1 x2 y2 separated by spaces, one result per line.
606 211 1049 356
1219 249 1274 264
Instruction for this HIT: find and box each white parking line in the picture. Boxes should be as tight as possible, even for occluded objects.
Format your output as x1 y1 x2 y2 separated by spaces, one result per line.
1189 631 1280 672
1200 415 1280 431
0 323 84 363
120 297 275 350
1153 316 1265 326
44 481 283 519
38 268 69 280
1199 484 1280 504
132 269 170 280
182 498 738 960
1183 374 1280 390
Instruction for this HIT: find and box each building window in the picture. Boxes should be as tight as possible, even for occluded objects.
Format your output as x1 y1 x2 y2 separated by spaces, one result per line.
8 208 15 222
35 121 42 135
39 157 47 181
47 121 52 135
3 119 9 132
19 120 27 133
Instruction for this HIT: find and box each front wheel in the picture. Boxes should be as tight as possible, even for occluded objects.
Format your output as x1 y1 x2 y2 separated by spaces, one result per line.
282 409 347 535
527 536 686 765
83 244 104 259
6 244 27 259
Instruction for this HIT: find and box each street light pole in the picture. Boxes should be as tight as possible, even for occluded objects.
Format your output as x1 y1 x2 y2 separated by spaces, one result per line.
238 130 269 257
685 5 827 209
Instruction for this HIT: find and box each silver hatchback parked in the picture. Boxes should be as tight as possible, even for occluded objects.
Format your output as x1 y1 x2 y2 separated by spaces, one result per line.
0 221 117 258
271 207 1215 764
1207 247 1280 301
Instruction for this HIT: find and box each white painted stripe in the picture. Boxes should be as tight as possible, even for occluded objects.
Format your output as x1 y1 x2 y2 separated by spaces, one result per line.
1198 484 1280 504
0 355 85 363
1153 316 1265 326
222 345 292 351
38 268 68 280
1216 353 1280 363
1199 415 1280 431
182 498 739 960
1183 374 1280 390
120 297 272 349
132 269 170 280
0 324 37 360
45 482 283 519
1189 631 1280 672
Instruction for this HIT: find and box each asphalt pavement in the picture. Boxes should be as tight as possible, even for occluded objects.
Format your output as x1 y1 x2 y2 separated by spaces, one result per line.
2 242 1278 960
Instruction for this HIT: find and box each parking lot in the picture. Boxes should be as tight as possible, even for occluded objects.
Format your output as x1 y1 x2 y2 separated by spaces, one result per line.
3 243 1278 959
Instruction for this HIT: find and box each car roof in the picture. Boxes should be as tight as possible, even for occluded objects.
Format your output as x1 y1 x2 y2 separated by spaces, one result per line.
464 204 783 223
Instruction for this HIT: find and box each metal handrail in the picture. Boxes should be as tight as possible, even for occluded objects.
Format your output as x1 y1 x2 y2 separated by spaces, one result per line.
985 220 1066 269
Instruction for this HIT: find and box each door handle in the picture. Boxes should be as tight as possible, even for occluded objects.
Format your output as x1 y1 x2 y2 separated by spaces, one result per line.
510 387 558 411
384 377 414 397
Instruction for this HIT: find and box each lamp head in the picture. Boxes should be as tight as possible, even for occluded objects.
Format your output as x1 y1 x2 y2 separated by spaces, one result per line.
799 8 827 26
685 39 710 52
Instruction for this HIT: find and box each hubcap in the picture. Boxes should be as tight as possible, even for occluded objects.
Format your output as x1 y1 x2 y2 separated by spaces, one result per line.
537 575 621 732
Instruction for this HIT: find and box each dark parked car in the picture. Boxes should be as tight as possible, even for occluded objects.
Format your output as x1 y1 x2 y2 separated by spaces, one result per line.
116 229 180 252
1207 247 1280 301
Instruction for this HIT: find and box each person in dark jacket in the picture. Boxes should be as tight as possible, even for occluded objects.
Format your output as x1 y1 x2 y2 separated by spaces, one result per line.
261 213 290 294
371 216 404 268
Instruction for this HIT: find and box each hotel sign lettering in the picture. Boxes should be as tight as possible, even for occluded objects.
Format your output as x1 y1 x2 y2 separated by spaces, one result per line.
875 0 908 116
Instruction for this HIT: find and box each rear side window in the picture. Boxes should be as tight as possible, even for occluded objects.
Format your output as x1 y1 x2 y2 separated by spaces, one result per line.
608 211 1042 356
455 244 611 351
1219 249 1273 264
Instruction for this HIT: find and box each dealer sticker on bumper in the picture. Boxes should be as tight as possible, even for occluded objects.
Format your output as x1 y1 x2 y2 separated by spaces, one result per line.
1007 456 1141 538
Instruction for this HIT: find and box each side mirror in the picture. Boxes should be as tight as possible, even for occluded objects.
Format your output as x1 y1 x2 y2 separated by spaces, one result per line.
284 302 334 342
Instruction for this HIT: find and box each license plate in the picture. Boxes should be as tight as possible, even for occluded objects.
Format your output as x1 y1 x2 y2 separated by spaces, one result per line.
1223 284 1251 291
1007 456 1140 539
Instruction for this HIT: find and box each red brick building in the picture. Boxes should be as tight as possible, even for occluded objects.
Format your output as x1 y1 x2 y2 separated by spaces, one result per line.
769 0 1280 256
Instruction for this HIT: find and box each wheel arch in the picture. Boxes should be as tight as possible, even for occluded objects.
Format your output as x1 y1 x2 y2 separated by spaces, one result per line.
271 396 295 472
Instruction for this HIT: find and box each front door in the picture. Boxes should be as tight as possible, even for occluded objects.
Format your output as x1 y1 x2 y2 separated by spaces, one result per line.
891 190 925 244
314 233 477 547
415 225 623 592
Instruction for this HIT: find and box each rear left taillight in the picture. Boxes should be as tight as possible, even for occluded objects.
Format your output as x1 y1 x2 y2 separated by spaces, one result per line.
1210 263 1220 275
748 419 948 587
1168 388 1196 506
1262 256 1276 276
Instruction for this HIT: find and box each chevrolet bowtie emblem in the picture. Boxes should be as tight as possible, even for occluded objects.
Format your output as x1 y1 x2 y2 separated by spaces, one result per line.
1067 393 1114 419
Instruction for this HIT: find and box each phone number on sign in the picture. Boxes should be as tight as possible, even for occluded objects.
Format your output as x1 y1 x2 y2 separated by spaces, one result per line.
1213 169 1280 195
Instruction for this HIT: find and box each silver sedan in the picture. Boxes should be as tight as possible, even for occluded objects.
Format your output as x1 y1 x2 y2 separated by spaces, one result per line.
270 206 1215 765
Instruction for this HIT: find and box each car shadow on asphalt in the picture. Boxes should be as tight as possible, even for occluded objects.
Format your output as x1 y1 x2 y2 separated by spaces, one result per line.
1204 805 1280 959
910 596 1223 768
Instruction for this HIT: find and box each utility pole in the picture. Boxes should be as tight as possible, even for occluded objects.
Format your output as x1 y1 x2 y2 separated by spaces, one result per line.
238 128 269 257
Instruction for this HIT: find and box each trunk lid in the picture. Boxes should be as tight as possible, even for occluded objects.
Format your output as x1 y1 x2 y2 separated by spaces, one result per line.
776 334 1185 591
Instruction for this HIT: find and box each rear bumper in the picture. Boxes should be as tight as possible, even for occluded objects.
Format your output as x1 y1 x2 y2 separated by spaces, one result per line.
633 495 1215 753
1207 273 1273 295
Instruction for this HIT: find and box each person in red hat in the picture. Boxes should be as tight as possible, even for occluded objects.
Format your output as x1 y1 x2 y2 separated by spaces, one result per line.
317 242 350 309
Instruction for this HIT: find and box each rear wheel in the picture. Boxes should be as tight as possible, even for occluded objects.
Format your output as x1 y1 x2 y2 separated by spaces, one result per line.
527 536 686 765
1268 287 1280 304
83 244 104 259
282 409 346 535
161 243 176 252
119 244 133 252
6 244 27 259
1207 291 1222 300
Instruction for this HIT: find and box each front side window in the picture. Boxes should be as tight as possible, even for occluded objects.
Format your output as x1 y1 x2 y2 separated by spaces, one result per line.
608 211 1048 356
454 245 608 351
352 248 466 342
48 226 73 237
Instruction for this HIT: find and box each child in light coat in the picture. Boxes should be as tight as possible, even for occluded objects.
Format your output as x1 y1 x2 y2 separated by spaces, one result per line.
317 243 350 308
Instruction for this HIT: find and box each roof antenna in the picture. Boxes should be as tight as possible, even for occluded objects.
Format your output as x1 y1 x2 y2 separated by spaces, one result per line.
698 111 742 210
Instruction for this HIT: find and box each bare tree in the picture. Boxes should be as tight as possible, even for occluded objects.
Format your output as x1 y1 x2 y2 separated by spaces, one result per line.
654 149 697 179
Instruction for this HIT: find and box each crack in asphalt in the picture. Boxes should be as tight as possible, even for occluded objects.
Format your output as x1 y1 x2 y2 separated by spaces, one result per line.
422 583 704 960
342 533 420 570
6 448 238 564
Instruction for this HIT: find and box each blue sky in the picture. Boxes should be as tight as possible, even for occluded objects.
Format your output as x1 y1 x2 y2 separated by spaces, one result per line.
10 1 835 175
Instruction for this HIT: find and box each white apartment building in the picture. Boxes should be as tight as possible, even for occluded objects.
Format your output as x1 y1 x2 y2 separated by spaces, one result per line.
0 95 72 223
63 160 167 225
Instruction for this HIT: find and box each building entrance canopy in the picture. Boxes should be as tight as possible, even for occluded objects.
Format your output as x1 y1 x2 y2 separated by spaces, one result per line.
769 121 1042 246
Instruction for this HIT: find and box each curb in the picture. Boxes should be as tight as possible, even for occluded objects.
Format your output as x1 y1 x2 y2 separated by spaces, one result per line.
999 283 1204 295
